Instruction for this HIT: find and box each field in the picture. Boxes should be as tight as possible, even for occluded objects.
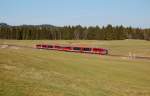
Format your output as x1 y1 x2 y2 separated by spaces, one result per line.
0 40 150 96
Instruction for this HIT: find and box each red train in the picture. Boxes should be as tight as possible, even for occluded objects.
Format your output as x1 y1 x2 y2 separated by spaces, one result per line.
36 44 108 55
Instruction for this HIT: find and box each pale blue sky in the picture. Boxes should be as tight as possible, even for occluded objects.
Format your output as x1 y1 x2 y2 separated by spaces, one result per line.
0 0 150 28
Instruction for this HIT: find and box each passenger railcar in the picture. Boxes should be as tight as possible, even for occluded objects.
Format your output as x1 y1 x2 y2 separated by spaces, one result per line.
36 44 108 55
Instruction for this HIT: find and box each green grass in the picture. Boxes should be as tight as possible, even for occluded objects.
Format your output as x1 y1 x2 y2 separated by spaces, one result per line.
0 40 150 96
0 39 150 56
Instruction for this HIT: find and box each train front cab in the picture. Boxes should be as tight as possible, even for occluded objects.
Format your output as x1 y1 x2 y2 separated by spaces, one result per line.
101 49 108 55
92 48 108 55
36 44 42 49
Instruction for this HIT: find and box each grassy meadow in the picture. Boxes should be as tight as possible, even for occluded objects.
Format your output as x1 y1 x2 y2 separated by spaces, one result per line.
0 40 150 96
0 39 150 56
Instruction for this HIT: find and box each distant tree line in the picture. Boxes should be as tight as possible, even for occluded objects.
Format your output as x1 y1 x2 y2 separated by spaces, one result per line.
0 23 150 40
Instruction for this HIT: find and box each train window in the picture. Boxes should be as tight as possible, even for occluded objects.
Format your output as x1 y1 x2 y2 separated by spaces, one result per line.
36 45 41 47
55 46 60 48
48 45 53 48
83 48 91 51
73 47 81 50
42 45 47 48
64 47 71 49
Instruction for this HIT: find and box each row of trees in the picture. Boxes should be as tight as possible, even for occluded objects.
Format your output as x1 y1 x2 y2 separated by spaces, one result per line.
0 23 150 40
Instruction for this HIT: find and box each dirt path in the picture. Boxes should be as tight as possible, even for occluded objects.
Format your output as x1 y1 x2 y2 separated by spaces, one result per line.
0 44 33 49
0 44 150 61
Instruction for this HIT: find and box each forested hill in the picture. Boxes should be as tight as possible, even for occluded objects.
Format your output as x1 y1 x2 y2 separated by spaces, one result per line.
0 23 150 40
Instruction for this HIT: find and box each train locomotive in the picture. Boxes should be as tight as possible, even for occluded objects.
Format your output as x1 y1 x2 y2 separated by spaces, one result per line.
36 44 108 55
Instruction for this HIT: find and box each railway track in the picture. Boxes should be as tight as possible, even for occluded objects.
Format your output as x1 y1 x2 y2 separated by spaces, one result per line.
1 44 150 61
108 54 150 60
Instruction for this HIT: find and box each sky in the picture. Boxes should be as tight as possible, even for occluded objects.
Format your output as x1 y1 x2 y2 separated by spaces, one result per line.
0 0 150 28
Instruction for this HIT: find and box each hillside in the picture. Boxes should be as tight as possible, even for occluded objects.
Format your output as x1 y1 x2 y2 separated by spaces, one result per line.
0 40 150 96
